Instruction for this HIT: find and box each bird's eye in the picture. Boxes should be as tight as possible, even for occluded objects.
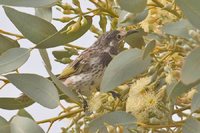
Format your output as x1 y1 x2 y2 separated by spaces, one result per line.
116 34 122 40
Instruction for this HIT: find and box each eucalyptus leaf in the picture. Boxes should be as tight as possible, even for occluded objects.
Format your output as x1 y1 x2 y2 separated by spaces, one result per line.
191 92 200 113
0 0 58 7
0 48 30 74
145 33 163 42
162 19 194 39
0 116 10 133
181 47 200 84
46 68 80 104
167 80 200 102
3 6 57 44
36 16 92 48
39 49 52 70
5 74 59 109
52 50 74 60
35 7 52 22
10 116 44 133
183 118 200 133
88 111 136 133
143 40 156 59
39 50 80 103
17 109 34 120
101 49 151 92
119 9 148 26
0 34 19 54
176 0 200 30
117 0 147 14
0 95 34 110
191 85 200 112
125 28 146 48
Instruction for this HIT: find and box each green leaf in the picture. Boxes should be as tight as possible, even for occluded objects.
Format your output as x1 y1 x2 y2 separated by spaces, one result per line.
88 111 136 133
167 80 200 102
46 68 80 104
119 9 148 26
175 0 200 30
39 49 52 70
0 34 19 54
181 47 200 84
52 50 74 60
5 73 59 109
183 118 200 133
162 19 194 39
125 28 146 49
0 95 34 110
3 6 57 44
17 109 34 120
145 33 163 42
143 40 156 59
191 92 200 113
39 50 80 104
0 116 10 133
101 49 151 92
191 85 200 112
10 116 44 133
35 16 92 49
35 7 52 22
117 0 147 14
0 48 30 74
0 0 58 7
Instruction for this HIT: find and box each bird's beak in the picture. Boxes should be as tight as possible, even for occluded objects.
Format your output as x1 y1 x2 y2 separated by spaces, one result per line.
126 30 138 36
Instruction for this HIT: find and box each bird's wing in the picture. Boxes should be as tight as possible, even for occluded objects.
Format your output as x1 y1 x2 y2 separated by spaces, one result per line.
58 51 90 79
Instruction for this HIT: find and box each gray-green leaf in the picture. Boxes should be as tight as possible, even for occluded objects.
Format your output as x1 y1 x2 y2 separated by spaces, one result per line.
0 48 30 74
143 40 156 59
181 47 200 84
125 28 146 49
35 7 52 22
167 80 200 102
3 6 57 44
162 19 194 39
10 116 44 133
17 109 34 120
191 92 200 113
101 49 151 92
88 111 136 133
183 118 200 133
0 95 34 110
35 16 92 49
117 0 147 14
119 9 148 26
0 116 10 133
0 0 58 7
5 74 59 109
39 50 80 104
176 0 200 30
0 34 19 54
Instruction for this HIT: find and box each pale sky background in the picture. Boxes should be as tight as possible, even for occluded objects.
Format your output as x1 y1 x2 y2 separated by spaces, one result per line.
0 0 99 132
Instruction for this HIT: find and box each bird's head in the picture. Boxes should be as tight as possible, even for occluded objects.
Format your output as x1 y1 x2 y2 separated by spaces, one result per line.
97 29 138 48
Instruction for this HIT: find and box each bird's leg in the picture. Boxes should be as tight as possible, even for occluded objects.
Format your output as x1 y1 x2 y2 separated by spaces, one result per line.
77 91 88 112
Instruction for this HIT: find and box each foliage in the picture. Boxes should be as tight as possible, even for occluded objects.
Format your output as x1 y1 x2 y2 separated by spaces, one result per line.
0 0 200 132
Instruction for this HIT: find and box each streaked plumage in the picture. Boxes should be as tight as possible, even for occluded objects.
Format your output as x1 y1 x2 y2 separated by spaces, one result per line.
58 30 137 96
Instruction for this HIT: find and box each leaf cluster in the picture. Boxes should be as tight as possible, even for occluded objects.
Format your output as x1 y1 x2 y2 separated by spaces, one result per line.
0 0 200 133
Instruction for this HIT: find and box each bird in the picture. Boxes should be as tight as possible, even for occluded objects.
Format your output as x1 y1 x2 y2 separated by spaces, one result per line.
58 29 138 97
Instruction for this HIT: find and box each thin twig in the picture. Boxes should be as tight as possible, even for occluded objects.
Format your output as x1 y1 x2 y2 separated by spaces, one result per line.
151 0 181 18
137 122 183 129
64 43 86 50
37 108 83 124
0 29 24 39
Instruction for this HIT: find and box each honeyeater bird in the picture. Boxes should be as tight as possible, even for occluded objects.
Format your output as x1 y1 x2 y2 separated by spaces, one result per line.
58 29 138 97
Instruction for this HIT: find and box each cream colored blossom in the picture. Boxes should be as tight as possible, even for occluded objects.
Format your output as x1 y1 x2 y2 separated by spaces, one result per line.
126 77 167 123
